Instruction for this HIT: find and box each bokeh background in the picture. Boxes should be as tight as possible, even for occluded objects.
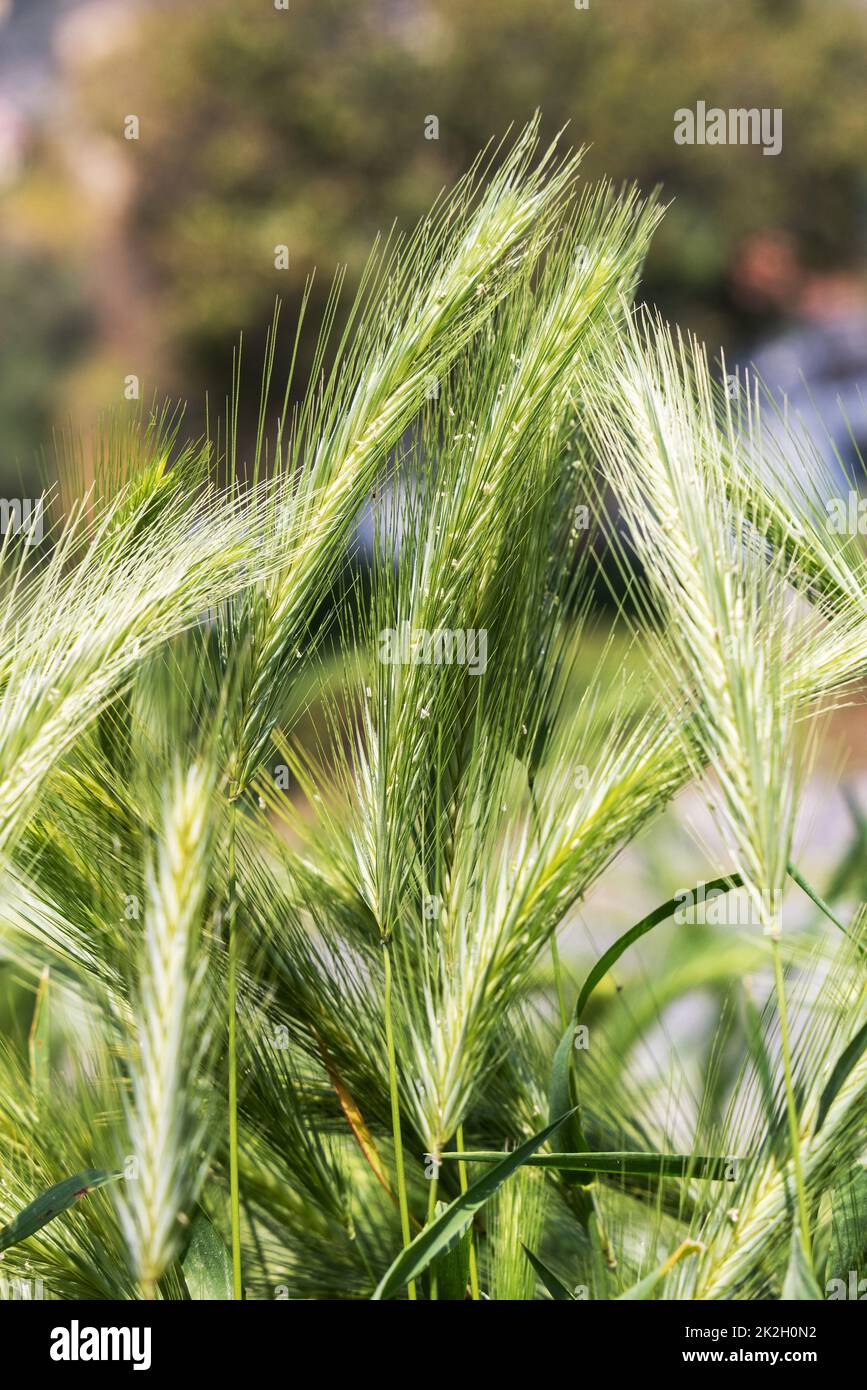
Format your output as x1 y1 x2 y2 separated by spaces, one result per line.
4 0 867 486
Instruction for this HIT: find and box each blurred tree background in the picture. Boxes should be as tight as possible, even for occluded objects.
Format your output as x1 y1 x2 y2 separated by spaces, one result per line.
2 0 867 483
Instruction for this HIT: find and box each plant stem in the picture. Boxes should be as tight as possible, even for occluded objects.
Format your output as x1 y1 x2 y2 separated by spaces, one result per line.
551 935 568 1031
383 939 415 1299
456 1122 480 1300
227 802 243 1299
787 860 862 952
771 939 812 1260
426 1172 439 1300
530 778 568 1031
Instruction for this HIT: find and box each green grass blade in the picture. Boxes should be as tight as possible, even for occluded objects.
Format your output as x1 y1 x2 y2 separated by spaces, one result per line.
787 860 862 952
550 876 743 1167
371 1112 574 1300
782 1227 821 1300
0 1170 121 1255
573 875 744 1024
811 1194 834 1291
440 1151 738 1179
741 981 785 1164
28 965 50 1100
815 1019 867 1133
521 1243 576 1300
548 1022 589 1172
433 1210 471 1301
182 1210 233 1300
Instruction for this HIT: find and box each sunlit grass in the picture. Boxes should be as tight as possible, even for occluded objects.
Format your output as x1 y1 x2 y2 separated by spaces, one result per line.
0 123 864 1303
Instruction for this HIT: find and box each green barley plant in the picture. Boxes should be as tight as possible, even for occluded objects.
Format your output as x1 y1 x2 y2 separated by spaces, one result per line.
116 759 218 1296
0 122 864 1302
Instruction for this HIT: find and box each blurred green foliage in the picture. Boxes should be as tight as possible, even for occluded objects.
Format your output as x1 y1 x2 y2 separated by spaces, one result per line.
0 251 89 491
73 0 867 410
4 0 867 467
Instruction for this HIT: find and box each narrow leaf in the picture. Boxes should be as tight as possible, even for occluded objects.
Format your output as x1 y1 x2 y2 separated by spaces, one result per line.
28 965 50 1100
574 875 744 1025
550 877 743 1172
372 1112 575 1300
522 1243 576 1300
815 1019 867 1132
787 861 862 952
742 980 787 1164
548 1022 588 1170
440 1151 738 1180
811 1193 834 1292
0 1170 121 1255
182 1210 233 1301
782 1228 821 1300
433 1207 471 1301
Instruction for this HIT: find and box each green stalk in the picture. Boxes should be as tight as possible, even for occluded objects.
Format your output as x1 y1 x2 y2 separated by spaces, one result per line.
787 860 862 952
530 778 568 1031
426 1172 439 1300
383 940 416 1300
551 935 568 1031
587 1198 613 1298
456 1123 480 1300
771 939 812 1260
227 803 242 1299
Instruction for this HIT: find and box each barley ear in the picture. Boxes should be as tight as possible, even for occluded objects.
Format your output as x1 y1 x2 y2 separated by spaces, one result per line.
116 760 216 1293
